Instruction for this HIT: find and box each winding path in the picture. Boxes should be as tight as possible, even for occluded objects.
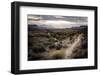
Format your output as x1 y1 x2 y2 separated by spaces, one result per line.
64 34 83 58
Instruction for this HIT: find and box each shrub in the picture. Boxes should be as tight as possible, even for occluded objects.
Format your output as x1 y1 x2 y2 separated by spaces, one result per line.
32 44 46 53
51 51 64 59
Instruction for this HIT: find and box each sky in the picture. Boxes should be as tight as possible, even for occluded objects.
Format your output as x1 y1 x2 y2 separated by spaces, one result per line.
28 14 88 29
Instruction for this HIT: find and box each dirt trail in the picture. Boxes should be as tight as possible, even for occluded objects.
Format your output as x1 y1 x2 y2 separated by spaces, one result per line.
64 34 83 58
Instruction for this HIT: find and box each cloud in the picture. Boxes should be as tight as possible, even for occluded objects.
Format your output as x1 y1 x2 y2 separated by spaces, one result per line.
28 15 88 29
28 20 87 29
44 20 75 28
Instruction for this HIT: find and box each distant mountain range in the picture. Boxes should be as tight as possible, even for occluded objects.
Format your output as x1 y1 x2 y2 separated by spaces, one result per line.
28 24 87 31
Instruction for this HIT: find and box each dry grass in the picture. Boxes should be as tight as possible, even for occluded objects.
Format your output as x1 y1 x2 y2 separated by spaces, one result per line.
48 49 65 59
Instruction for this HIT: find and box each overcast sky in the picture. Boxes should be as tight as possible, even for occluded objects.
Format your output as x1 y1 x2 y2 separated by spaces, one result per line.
28 14 88 29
